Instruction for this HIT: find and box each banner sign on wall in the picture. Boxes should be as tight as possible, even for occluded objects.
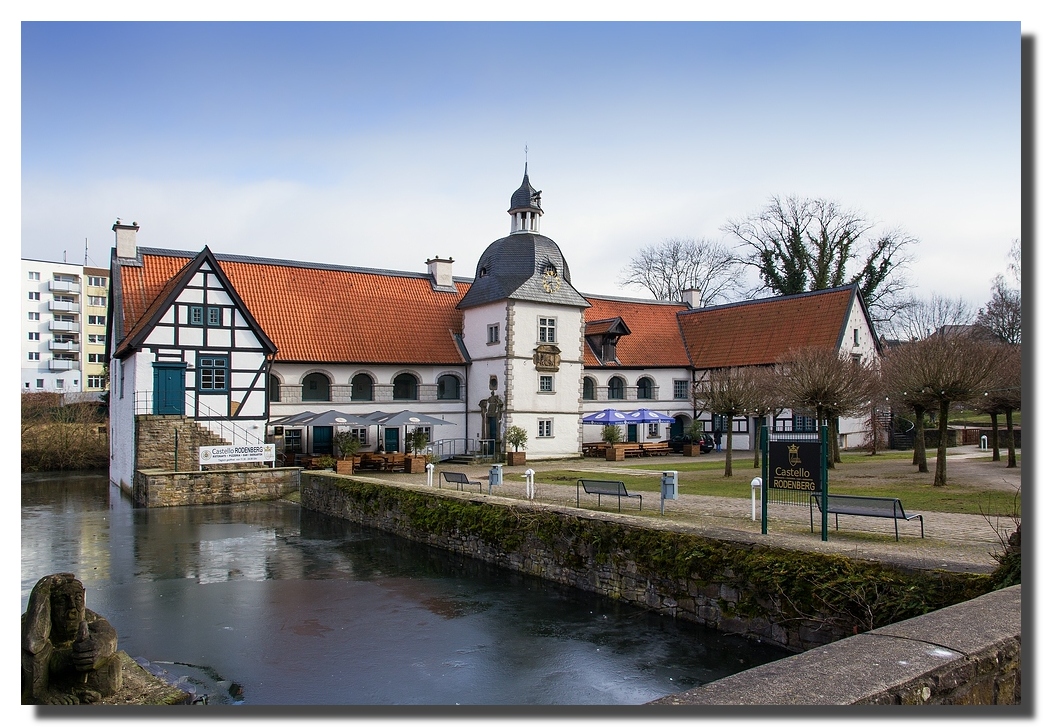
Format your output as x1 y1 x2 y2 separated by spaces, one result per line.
767 440 822 492
199 443 275 465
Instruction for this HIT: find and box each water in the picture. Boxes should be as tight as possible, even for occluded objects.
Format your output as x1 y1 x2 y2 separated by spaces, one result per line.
21 472 789 706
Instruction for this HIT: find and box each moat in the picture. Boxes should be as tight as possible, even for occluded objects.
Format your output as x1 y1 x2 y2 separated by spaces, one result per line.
21 472 788 705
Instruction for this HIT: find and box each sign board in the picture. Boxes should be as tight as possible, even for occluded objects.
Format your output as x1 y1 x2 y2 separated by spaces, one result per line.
767 440 822 492
199 443 275 465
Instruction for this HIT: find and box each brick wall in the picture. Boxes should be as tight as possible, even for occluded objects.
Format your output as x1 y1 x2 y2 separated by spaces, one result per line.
134 467 300 507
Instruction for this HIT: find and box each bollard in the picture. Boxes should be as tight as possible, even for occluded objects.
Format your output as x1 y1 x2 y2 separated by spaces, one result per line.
980 435 988 451
425 462 434 487
524 468 536 499
751 477 761 520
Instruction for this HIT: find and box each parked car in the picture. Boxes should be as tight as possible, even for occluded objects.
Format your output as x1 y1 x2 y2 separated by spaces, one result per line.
697 433 715 453
670 433 717 454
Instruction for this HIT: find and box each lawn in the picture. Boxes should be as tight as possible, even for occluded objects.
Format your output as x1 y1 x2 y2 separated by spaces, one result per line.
533 449 1020 518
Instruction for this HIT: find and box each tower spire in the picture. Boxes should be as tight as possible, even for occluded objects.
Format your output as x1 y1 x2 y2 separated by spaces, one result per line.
508 156 542 235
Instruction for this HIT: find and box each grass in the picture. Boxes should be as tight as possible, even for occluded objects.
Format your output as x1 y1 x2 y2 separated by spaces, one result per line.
527 449 1021 518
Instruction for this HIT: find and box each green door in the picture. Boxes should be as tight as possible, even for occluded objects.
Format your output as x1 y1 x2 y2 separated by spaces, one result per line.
153 363 186 415
384 428 400 453
627 423 638 442
313 426 333 454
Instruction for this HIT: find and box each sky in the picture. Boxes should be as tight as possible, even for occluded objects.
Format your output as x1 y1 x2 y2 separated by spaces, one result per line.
17 18 1026 315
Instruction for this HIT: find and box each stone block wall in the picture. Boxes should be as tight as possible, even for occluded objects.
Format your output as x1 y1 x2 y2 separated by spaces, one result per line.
135 415 229 471
300 475 990 654
134 467 300 507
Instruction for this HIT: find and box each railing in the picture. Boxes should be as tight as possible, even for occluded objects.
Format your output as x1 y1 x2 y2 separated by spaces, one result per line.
429 437 488 461
49 301 81 313
49 280 81 294
49 321 79 332
134 391 266 448
49 340 79 351
49 359 79 371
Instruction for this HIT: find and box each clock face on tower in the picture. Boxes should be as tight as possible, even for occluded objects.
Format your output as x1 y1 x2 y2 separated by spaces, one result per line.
542 267 561 293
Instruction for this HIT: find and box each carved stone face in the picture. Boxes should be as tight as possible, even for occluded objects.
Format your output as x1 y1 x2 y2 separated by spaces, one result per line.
50 578 86 642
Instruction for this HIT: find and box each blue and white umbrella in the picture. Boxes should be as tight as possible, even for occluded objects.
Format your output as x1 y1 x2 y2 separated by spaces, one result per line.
624 409 676 424
581 408 630 424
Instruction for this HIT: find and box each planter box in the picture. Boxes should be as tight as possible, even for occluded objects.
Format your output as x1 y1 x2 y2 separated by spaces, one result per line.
335 459 355 475
683 444 700 457
507 451 526 467
405 455 427 474
605 445 625 461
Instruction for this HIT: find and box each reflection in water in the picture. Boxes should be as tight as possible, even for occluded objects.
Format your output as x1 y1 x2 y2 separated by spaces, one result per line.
21 473 789 705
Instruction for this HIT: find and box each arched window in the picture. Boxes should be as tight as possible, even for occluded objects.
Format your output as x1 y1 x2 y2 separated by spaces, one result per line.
607 376 626 400
582 377 596 400
393 373 419 400
437 374 460 400
302 372 331 402
351 373 374 401
268 374 281 403
637 376 654 400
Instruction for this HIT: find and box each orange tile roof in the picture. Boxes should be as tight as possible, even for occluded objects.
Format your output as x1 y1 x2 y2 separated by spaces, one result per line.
118 249 471 364
677 286 857 369
581 296 690 368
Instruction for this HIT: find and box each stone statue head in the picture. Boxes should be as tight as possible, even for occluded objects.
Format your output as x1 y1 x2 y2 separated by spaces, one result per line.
23 573 86 651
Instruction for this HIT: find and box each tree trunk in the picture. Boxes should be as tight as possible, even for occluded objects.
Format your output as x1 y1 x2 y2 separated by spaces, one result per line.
724 420 734 477
831 416 841 465
990 412 1001 461
752 418 761 468
913 406 929 473
1005 408 1017 468
933 400 949 486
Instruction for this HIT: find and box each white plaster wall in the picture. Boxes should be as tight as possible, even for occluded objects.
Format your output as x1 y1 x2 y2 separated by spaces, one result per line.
108 356 138 491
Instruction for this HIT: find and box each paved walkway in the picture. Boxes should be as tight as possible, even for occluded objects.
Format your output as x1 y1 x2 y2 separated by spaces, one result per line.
339 447 1018 575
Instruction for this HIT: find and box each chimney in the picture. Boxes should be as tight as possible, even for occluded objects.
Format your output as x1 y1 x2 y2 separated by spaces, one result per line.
682 288 702 308
113 219 140 259
426 256 455 290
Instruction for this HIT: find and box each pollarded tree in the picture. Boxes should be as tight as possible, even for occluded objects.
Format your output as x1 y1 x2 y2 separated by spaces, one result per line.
880 341 938 472
979 344 1021 468
617 237 746 304
774 346 878 468
694 367 761 477
722 195 916 329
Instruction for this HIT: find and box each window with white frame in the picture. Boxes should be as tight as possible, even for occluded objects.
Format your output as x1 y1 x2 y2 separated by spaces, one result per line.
538 419 553 437
55 379 65 389
88 296 107 307
487 323 500 344
28 312 40 321
538 317 556 343
673 380 689 400
36 379 44 388
197 356 228 392
28 292 40 301
351 427 368 445
28 352 40 361
28 271 40 280
88 334 106 344
88 276 107 287
87 375 105 388
28 332 40 341
539 375 554 393
648 422 660 438
854 328 860 346
88 315 106 325
88 353 105 363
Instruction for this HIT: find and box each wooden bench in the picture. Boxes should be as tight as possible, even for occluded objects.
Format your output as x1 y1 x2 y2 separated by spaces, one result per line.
576 479 642 512
439 471 483 493
810 494 924 542
639 442 671 456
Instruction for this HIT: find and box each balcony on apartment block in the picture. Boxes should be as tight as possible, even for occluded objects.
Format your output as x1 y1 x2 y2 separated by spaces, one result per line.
49 340 79 352
49 280 81 294
49 320 79 332
49 358 79 371
49 300 80 314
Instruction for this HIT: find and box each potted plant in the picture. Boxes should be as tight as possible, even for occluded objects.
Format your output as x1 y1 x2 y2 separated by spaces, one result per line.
683 422 703 457
505 425 528 466
317 454 337 470
333 432 362 474
602 424 626 461
405 429 430 473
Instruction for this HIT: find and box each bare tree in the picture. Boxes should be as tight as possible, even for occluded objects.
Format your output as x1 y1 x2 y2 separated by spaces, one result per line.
979 344 1021 468
882 294 976 342
881 342 938 472
722 195 916 327
618 237 746 304
977 239 1021 345
695 367 761 477
774 346 877 468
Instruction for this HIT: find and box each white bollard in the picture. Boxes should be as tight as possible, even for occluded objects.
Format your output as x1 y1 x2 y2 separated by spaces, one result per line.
524 468 536 499
751 477 762 521
980 435 989 451
426 462 434 486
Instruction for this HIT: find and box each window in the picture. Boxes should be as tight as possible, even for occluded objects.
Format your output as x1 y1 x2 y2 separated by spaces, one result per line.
28 332 40 341
88 296 107 307
582 377 596 400
88 276 107 287
88 334 106 344
538 419 553 437
538 317 556 343
302 372 331 401
28 292 40 301
197 356 228 391
88 353 105 363
793 414 817 433
674 380 690 400
268 375 281 402
28 312 40 321
608 376 626 400
285 429 303 453
393 373 418 400
189 306 203 326
648 422 660 438
539 375 554 392
637 377 654 400
351 373 374 401
437 374 460 400
28 352 40 361
36 379 44 388
351 427 368 445
56 379 65 389
88 315 106 326
853 328 860 346
28 271 40 280
207 307 222 326
87 375 105 388
487 324 500 344
489 375 498 391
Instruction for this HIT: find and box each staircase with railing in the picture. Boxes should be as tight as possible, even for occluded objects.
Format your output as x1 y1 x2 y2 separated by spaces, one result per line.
134 391 266 448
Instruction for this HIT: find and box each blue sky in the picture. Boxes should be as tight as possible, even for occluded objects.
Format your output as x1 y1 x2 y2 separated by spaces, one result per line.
19 20 1024 311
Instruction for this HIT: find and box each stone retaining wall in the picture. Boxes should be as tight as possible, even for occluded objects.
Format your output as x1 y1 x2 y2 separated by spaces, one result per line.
134 467 300 507
651 585 1020 705
300 475 991 655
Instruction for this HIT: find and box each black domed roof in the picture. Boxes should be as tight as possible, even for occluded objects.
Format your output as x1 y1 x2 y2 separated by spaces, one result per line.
508 166 542 213
457 233 589 310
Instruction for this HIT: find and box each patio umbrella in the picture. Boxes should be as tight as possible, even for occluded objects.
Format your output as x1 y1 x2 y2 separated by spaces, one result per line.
581 408 630 424
298 410 376 428
365 410 456 453
268 410 318 426
624 409 676 424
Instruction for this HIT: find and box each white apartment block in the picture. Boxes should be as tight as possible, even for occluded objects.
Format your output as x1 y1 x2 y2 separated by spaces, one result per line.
21 258 110 396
